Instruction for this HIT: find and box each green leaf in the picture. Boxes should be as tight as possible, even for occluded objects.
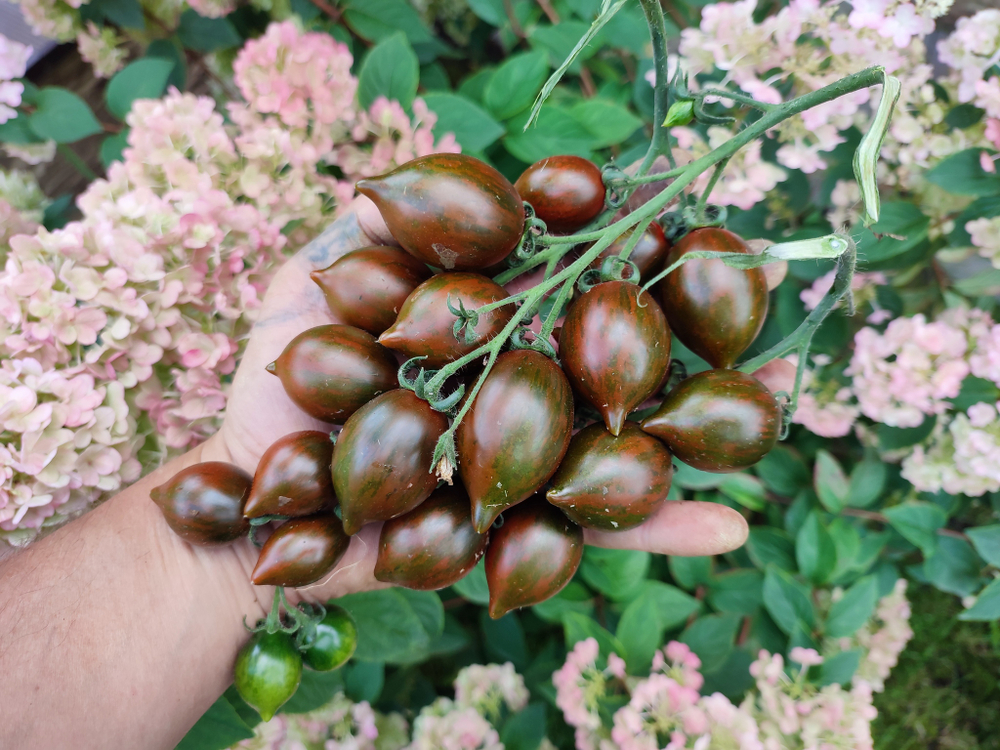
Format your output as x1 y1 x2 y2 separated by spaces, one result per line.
847 460 887 508
673 461 726 490
358 33 419 110
747 527 797 572
80 0 144 29
503 105 595 162
500 703 547 750
632 580 700 629
854 202 930 268
0 113 43 144
668 555 713 590
754 445 810 496
457 67 495 104
827 518 863 581
926 148 1000 196
569 98 642 149
563 612 625 657
342 0 434 44
819 648 862 687
99 130 129 168
707 569 764 615
949 376 1000 411
825 575 879 638
679 613 741 674
344 660 385 704
923 536 983 597
717 473 768 512
484 51 550 121
762 566 815 635
876 416 936 451
397 588 444 639
106 59 174 120
333 589 434 663
280 668 345 714
617 596 663 673
481 611 529 670
580 547 650 600
422 92 505 153
949 195 1000 247
814 449 849 513
145 39 186 90
958 578 1000 621
27 88 102 144
176 10 241 52
883 501 947 556
532 581 595 622
966 524 1000 567
466 0 505 25
796 511 836 585
945 103 985 129
452 557 490 605
42 194 73 231
530 21 597 71
175 694 255 750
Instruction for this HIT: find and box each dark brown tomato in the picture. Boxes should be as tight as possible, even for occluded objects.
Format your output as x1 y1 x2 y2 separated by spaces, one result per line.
640 368 780 473
657 228 768 369
251 514 350 587
457 350 574 533
560 281 671 436
374 486 488 590
244 431 337 519
514 155 605 234
546 423 673 531
151 462 251 545
356 154 525 271
266 324 397 424
378 273 515 369
588 223 671 279
310 246 432 335
485 498 583 619
332 389 448 535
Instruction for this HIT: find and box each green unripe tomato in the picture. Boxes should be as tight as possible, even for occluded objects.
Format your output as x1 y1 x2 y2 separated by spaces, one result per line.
234 630 302 721
298 606 358 672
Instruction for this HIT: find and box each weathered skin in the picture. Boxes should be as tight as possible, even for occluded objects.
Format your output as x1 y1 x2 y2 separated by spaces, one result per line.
640 368 780 473
514 155 605 234
378 273 515 368
561 281 671 435
309 246 432 335
244 431 337 519
151 461 251 545
457 350 574 533
332 389 448 535
374 486 488 590
546 423 674 531
485 498 583 619
251 514 350 587
589 223 671 278
267 324 398 424
657 228 769 369
357 154 525 271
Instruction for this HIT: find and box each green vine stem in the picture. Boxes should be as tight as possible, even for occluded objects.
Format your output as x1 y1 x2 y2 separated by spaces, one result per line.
422 65 892 476
636 0 676 179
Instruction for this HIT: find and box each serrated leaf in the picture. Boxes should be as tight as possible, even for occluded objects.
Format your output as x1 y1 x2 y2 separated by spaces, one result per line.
580 547 650 600
484 51 550 121
923 536 982 597
762 566 815 635
796 511 836 584
883 500 947 557
819 648 862 686
747 527 797 572
28 88 102 144
679 613 741 674
617 596 663 673
707 569 764 615
358 33 419 110
966 524 1000 567
342 0 434 44
926 148 1000 197
847 459 887 508
563 612 625 657
814 449 849 512
452 556 490 605
176 10 241 52
958 577 1000 621
569 98 642 148
422 92 505 152
825 575 878 638
668 555 712 590
106 58 175 120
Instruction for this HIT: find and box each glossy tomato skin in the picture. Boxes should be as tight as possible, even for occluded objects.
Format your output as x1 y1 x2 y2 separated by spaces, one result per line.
251 514 350 587
546 423 673 531
457 350 574 533
332 389 448 535
485 498 583 619
267 325 397 424
657 228 768 369
589 223 671 279
357 154 525 271
640 368 780 472
234 630 302 721
299 606 357 671
560 281 671 435
514 155 605 234
151 462 251 545
245 431 336 519
375 486 488 590
310 246 432 335
378 273 515 369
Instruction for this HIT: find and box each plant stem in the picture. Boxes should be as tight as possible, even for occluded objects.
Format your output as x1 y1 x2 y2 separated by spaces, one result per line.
698 88 779 112
637 0 675 178
695 156 730 223
57 144 97 181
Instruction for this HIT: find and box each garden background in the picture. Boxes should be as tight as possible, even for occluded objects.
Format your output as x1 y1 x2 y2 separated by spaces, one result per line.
2 0 1000 746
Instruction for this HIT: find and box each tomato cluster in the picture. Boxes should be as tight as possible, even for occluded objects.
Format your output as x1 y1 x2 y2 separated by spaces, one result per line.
150 152 781 717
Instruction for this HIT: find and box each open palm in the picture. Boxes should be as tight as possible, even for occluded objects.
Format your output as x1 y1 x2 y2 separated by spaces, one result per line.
204 197 756 606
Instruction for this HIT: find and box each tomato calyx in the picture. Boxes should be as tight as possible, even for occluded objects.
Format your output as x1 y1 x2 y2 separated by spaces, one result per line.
576 254 641 293
397 357 466 415
245 586 325 639
248 514 291 549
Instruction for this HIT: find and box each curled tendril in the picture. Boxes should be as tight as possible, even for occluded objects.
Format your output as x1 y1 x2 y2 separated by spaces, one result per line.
602 164 630 208
427 383 466 414
683 203 727 229
446 295 480 345
598 255 640 284
509 328 558 361
576 268 604 294
397 355 464 414
657 211 690 243
669 74 737 126
248 514 289 548
513 213 550 262
774 390 794 440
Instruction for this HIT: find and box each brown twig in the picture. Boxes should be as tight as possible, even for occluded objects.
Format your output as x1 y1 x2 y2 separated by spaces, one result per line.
737 615 753 646
504 0 526 38
661 0 689 29
537 0 560 24
580 67 597 97
309 0 342 22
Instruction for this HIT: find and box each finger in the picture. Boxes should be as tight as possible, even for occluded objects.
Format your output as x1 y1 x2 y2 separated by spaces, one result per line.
583 500 748 556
